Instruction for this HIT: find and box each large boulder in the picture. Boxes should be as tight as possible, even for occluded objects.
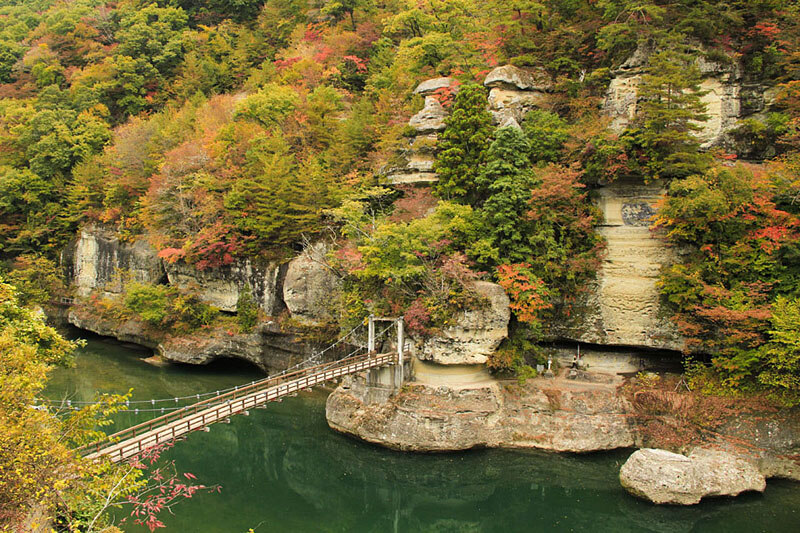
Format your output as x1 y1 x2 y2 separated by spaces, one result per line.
408 96 448 133
484 65 552 124
620 448 766 505
414 281 510 365
483 65 551 91
283 243 339 325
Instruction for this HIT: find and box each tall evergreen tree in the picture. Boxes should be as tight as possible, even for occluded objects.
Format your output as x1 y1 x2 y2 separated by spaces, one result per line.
433 83 493 204
224 135 332 251
479 126 537 263
635 45 711 179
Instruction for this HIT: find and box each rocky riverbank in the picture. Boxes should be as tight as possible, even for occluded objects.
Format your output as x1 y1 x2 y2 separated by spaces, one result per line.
327 369 635 452
67 304 307 373
326 366 800 484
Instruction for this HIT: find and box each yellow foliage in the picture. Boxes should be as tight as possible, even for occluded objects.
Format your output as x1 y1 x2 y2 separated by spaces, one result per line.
0 279 141 530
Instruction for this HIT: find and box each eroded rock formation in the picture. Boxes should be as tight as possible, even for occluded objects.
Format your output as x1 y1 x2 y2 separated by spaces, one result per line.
385 78 456 185
413 281 510 365
282 243 338 325
63 225 165 298
165 259 285 315
603 43 770 148
327 367 636 452
67 304 306 373
62 227 340 369
483 64 552 124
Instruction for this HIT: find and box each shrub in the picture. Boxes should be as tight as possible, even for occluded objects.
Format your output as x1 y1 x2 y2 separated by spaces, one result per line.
236 286 259 333
124 282 218 331
124 283 170 325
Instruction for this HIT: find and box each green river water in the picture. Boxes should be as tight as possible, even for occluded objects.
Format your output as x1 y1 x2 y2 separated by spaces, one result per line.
46 333 799 533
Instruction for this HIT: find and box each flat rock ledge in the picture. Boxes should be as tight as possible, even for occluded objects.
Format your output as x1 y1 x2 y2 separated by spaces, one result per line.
620 448 766 505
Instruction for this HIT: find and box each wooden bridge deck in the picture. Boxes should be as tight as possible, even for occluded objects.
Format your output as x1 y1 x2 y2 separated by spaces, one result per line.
84 352 394 463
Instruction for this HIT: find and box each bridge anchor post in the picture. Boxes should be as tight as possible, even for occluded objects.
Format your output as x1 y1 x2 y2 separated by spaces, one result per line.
368 314 375 355
394 317 404 389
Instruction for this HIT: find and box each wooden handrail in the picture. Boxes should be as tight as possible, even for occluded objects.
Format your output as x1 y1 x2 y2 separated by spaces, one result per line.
78 351 386 456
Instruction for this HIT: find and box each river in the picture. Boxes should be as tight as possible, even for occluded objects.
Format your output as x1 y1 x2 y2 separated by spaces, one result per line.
45 333 799 532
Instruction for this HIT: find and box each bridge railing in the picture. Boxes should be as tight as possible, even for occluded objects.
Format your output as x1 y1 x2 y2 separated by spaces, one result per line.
77 351 382 457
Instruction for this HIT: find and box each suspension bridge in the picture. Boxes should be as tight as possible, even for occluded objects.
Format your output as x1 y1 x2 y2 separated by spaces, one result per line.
70 316 406 463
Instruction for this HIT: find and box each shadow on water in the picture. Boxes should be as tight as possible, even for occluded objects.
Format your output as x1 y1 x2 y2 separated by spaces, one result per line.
48 335 800 533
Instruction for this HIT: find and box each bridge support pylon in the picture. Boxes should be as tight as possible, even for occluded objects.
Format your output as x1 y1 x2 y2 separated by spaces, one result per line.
366 315 407 392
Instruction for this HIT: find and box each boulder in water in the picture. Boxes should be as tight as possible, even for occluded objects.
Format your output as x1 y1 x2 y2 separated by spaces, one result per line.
620 448 766 505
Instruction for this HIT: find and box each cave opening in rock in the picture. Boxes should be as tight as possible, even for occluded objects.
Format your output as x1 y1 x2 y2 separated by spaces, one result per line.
197 356 266 375
541 339 685 375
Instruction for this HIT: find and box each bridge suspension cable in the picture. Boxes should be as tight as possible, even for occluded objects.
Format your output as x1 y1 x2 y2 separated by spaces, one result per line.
76 316 405 462
39 322 370 409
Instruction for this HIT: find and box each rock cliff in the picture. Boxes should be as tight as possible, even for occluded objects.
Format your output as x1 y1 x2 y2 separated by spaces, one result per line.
62 225 165 298
165 259 285 315
62 226 341 370
603 43 770 149
551 179 684 351
67 304 307 373
282 242 339 325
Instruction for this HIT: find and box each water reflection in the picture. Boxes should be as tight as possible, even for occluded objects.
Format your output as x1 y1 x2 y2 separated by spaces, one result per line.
48 334 799 533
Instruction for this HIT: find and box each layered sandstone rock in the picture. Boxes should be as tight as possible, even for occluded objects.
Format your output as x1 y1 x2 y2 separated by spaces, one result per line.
551 179 684 351
327 372 504 451
326 370 636 452
165 259 284 315
157 321 304 372
385 77 461 185
413 76 455 96
484 64 551 91
620 448 766 505
408 95 448 134
603 44 759 148
63 226 343 368
282 242 339 325
63 225 165 297
68 305 307 373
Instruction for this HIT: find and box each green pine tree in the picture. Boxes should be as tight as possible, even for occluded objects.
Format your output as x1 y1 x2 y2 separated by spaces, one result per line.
635 45 711 180
479 126 536 264
224 135 332 251
433 83 494 204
